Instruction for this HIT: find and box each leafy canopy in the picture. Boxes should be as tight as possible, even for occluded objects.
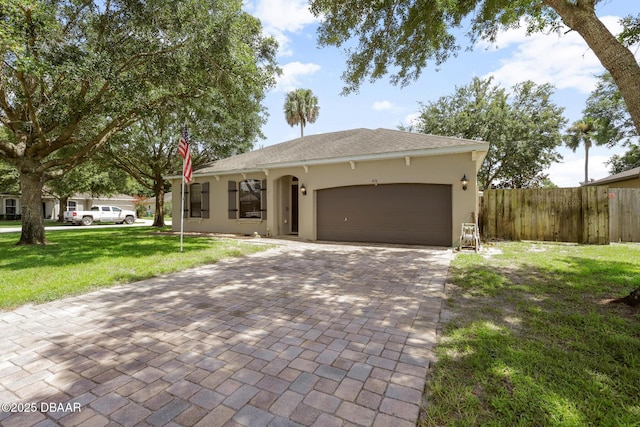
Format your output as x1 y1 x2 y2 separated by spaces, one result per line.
607 145 640 174
0 0 279 244
584 72 637 147
0 0 278 176
580 71 639 178
310 0 561 94
406 77 566 189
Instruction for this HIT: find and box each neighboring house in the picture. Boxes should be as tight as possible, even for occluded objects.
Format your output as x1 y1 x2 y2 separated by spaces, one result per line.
0 193 20 219
168 128 489 246
146 192 172 216
586 166 640 188
0 192 136 219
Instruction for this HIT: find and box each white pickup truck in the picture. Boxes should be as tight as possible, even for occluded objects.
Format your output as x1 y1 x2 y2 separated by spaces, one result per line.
64 205 137 226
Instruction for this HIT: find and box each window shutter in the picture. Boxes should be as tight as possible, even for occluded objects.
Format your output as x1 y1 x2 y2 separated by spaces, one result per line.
228 181 237 219
260 179 267 220
183 185 189 216
201 182 210 219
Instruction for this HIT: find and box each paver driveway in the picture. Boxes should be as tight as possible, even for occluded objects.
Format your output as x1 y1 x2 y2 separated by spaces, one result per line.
0 240 452 427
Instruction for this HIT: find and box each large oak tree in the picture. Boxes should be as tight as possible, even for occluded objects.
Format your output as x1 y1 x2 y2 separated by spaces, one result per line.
0 0 278 244
309 0 640 134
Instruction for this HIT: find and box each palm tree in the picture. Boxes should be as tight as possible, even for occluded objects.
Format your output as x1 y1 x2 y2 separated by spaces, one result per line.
284 89 320 138
564 117 602 184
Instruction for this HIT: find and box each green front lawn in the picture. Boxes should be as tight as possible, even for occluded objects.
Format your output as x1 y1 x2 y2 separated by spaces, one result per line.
422 242 640 426
0 227 267 309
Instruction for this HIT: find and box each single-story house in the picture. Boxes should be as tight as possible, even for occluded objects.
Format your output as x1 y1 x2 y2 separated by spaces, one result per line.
168 128 489 246
0 193 20 219
586 166 640 188
146 192 172 216
0 192 136 220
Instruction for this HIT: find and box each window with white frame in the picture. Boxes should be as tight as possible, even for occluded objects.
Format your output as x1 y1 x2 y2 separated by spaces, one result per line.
5 199 17 215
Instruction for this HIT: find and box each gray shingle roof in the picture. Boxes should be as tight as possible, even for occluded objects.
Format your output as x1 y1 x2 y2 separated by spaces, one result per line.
586 166 640 185
194 128 488 176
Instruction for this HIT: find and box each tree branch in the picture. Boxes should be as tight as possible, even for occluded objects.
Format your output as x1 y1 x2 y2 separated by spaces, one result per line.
41 113 137 177
15 71 47 153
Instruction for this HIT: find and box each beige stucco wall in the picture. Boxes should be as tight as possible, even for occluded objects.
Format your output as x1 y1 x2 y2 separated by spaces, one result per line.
172 172 269 236
172 150 485 245
604 178 640 189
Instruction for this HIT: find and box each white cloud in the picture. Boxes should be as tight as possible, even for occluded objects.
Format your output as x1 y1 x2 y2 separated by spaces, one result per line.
480 16 625 94
372 101 395 111
401 112 422 129
274 61 321 92
546 153 612 188
250 0 316 33
244 0 318 57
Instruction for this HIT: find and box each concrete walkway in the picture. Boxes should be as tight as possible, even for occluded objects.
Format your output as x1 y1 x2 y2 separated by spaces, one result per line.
0 240 452 427
0 219 155 234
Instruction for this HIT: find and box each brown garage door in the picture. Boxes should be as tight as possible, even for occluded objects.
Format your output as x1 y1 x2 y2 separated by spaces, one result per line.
317 183 452 246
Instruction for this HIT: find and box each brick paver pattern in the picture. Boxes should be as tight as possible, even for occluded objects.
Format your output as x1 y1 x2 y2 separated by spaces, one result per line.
0 240 452 426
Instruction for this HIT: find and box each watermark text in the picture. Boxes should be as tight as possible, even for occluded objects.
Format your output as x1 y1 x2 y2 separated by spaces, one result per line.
1 402 82 413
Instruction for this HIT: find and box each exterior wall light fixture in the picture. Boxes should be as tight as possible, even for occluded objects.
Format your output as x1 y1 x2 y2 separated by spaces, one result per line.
300 184 307 196
461 174 468 191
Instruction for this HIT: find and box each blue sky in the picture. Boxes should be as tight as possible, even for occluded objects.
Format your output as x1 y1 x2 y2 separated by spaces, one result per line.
243 1 638 187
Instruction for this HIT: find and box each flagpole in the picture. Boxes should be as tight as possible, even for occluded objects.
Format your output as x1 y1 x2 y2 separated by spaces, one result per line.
177 124 191 253
180 159 185 253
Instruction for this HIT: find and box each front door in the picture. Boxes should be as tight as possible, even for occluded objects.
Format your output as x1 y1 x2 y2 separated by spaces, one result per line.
291 184 299 234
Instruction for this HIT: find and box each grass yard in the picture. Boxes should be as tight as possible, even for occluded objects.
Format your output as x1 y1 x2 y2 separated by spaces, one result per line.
421 241 640 427
0 227 268 310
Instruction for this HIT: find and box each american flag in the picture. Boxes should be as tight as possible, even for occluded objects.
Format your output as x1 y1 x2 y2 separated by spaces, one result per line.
178 126 192 183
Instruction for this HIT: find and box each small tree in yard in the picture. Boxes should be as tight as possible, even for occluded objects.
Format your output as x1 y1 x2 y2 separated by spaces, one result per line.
564 117 605 185
284 89 320 138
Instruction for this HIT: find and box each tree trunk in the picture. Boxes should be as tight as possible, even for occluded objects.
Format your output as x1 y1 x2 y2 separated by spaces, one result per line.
18 171 47 245
549 1 640 135
584 143 589 184
152 182 165 227
57 195 69 223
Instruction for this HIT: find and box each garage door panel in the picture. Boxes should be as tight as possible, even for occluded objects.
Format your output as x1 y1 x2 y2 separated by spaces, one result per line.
317 184 452 246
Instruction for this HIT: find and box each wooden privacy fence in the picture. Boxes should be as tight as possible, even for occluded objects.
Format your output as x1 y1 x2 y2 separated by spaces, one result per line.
609 188 640 242
480 186 610 244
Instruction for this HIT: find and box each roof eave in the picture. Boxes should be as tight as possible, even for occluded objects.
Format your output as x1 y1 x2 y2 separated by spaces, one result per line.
165 142 489 180
257 143 489 170
165 167 266 181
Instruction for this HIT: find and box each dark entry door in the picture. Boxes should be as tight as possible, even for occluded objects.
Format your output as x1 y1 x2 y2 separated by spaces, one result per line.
291 184 299 233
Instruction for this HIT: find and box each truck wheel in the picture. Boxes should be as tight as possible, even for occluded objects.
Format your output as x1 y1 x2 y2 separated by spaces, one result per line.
124 216 135 225
81 216 93 226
